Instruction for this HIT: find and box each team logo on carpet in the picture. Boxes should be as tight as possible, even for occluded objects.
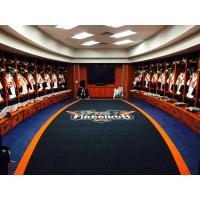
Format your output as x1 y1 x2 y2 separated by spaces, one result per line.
66 110 135 123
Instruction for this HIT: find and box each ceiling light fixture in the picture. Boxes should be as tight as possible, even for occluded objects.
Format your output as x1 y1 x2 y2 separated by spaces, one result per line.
111 30 136 38
81 40 100 46
114 39 134 45
55 25 77 30
106 25 124 28
71 32 93 39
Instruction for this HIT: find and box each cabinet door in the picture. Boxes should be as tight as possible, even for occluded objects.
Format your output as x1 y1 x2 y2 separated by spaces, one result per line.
0 119 12 136
11 111 24 127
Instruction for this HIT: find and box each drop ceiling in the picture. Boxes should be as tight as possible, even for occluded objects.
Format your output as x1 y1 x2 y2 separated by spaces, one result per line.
37 25 165 49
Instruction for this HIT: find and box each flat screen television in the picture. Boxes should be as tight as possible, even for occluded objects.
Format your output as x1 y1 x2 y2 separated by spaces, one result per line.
87 64 116 85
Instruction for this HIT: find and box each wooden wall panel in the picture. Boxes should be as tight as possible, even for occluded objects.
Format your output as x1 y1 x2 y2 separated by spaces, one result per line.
66 64 75 97
127 63 135 96
74 64 80 98
78 64 127 98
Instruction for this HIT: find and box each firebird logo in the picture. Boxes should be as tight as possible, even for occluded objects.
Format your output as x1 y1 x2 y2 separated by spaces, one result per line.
66 110 135 123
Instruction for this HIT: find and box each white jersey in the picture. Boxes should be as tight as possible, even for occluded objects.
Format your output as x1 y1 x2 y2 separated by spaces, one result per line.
52 74 58 89
151 73 158 83
144 73 150 88
158 73 165 83
158 73 166 90
5 73 17 99
186 72 198 98
176 72 185 86
166 72 175 92
59 73 65 83
28 74 36 93
186 72 198 88
17 73 28 95
176 72 185 95
0 81 3 102
133 73 142 87
44 74 51 90
37 74 44 91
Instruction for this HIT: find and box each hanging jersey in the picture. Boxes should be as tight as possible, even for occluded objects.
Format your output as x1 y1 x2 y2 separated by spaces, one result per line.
133 73 142 87
166 72 175 84
28 74 36 93
44 74 51 90
176 72 185 95
186 72 198 98
151 73 158 83
144 73 150 88
59 73 66 88
17 73 28 95
166 72 175 92
187 73 197 87
37 74 44 91
0 82 3 102
5 73 17 99
158 73 165 83
176 72 185 86
157 73 165 90
52 74 58 89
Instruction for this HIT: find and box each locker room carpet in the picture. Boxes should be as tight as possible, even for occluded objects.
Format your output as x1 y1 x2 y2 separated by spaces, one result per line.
23 100 184 175
128 98 200 175
2 99 75 174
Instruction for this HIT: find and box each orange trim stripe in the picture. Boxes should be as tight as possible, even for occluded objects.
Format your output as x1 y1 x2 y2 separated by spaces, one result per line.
122 99 191 175
14 100 80 175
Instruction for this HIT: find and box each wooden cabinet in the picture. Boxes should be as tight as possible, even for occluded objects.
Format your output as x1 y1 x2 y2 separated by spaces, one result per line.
129 91 200 135
23 105 33 120
0 91 73 137
11 110 24 128
0 118 12 136
40 99 49 109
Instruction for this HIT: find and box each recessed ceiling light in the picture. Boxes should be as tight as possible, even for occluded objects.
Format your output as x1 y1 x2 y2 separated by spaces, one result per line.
114 39 134 45
111 30 137 38
106 25 124 28
71 32 93 40
55 25 77 30
81 40 100 46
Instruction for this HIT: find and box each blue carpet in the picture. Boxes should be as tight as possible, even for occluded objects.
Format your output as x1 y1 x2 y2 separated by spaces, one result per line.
128 98 200 175
2 99 75 175
2 98 200 174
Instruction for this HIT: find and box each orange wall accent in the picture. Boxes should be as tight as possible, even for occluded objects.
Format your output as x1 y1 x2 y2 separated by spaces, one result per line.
77 64 129 98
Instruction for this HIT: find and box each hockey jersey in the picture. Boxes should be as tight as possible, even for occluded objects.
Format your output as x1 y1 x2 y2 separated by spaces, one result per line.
158 73 166 90
37 74 44 92
166 72 175 92
52 74 58 89
28 74 36 93
186 72 198 98
5 73 17 99
44 74 51 90
176 72 185 86
59 73 66 87
0 81 4 102
176 72 185 95
133 73 142 87
186 72 198 88
151 73 158 83
17 73 28 95
144 73 150 88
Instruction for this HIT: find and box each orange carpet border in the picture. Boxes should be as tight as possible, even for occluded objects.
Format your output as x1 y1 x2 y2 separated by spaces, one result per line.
122 99 191 175
14 100 80 175
14 99 190 175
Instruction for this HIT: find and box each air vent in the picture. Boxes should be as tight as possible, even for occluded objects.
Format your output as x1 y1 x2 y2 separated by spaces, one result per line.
101 32 113 36
100 42 109 45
